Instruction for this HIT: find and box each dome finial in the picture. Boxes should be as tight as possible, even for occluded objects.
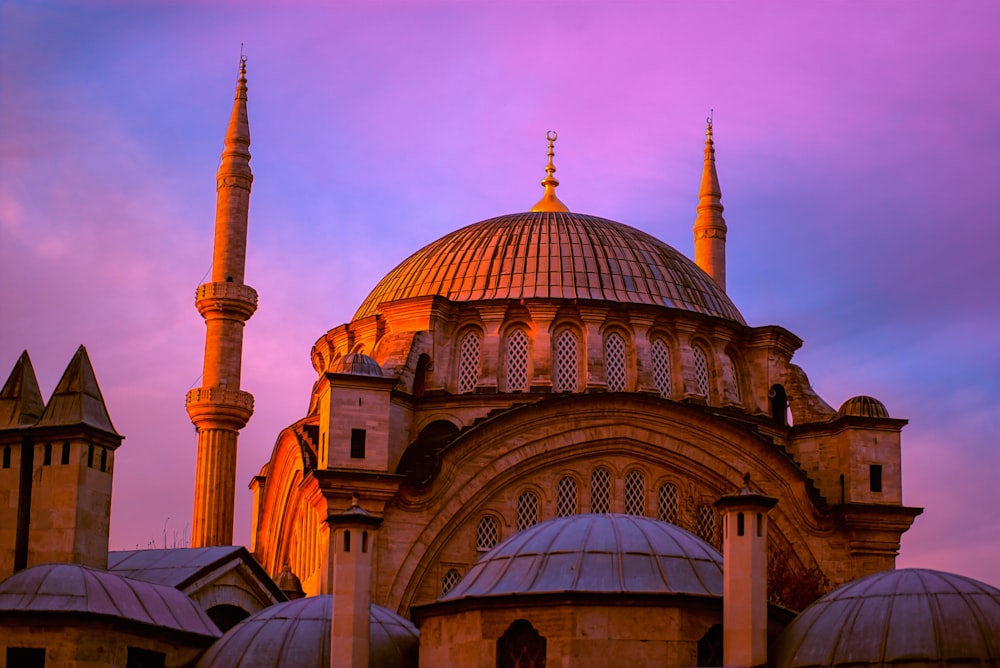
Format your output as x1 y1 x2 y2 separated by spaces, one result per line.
530 130 570 212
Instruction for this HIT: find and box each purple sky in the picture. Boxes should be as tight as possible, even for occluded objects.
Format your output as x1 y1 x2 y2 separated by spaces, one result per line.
2 2 998 586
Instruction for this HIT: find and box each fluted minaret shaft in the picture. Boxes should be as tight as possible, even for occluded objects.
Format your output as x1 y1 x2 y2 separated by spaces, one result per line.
693 119 728 291
188 58 257 547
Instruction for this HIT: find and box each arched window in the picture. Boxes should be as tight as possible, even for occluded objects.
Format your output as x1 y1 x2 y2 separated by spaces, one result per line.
591 467 611 513
769 384 788 426
696 505 718 547
554 330 579 393
497 619 546 668
728 353 742 403
651 339 671 398
693 345 710 398
457 331 481 394
517 492 539 531
657 483 679 524
441 568 462 595
605 332 626 392
624 470 645 515
556 476 578 517
476 515 499 552
505 329 529 392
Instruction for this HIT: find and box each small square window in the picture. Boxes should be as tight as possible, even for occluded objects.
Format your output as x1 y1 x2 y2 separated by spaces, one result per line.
870 464 883 493
350 429 366 459
7 647 45 667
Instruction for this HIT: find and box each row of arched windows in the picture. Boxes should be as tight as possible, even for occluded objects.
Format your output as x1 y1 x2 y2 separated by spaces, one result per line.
472 469 720 555
453 328 742 403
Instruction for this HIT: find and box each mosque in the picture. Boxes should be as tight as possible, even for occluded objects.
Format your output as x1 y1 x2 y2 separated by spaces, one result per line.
1 59 999 667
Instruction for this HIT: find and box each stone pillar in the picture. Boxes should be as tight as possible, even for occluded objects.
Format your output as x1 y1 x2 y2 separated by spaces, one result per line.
525 302 559 390
714 473 777 668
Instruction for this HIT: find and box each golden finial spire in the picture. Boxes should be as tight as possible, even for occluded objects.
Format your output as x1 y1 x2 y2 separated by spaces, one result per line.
693 110 728 292
530 130 569 212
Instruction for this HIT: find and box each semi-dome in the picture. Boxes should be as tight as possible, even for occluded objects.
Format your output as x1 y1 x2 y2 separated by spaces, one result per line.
354 212 744 324
836 395 890 419
331 352 383 377
441 513 723 601
196 595 418 667
772 568 1000 667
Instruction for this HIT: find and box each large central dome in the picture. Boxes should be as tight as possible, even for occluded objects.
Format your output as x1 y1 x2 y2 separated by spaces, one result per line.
353 212 744 323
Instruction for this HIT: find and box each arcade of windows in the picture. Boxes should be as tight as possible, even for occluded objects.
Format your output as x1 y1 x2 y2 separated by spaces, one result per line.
452 325 745 403
453 467 721 593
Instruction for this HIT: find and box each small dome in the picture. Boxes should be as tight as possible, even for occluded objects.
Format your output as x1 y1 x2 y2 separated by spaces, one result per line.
0 563 219 638
331 353 383 377
772 568 1000 667
274 563 304 599
354 212 744 323
836 395 890 419
196 596 418 668
442 514 723 601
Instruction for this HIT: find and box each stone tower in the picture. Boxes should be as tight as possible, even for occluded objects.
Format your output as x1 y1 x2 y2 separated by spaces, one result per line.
693 117 728 291
187 57 257 547
0 347 123 576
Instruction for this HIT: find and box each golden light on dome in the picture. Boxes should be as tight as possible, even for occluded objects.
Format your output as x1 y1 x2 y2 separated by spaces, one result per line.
530 130 570 212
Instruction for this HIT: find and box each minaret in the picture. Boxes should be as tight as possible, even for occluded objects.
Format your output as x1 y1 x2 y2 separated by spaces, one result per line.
714 473 777 668
530 130 570 212
693 115 728 291
187 56 257 547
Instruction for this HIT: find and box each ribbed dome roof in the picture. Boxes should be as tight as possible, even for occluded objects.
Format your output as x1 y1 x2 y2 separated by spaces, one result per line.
331 353 383 377
0 563 219 638
772 568 1000 667
354 212 744 323
441 514 723 601
196 596 418 668
836 395 890 419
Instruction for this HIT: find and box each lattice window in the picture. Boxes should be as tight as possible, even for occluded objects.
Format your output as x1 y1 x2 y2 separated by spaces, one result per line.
554 330 579 392
652 339 671 398
476 515 499 552
624 470 645 515
441 568 462 595
605 332 626 392
517 492 539 531
693 346 710 397
697 504 719 547
591 467 611 513
457 331 481 394
657 483 679 524
556 476 578 517
497 620 547 668
506 330 529 392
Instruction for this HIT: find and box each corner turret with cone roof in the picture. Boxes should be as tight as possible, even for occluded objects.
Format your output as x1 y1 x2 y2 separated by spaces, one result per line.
187 56 258 548
0 346 122 576
693 114 728 291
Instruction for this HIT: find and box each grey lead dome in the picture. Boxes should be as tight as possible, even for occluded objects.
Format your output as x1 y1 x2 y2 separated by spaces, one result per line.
772 568 1000 667
441 513 724 601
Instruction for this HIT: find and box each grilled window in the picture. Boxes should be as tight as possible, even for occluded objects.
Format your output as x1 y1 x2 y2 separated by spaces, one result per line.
556 476 578 517
506 330 529 392
605 332 626 392
554 330 579 392
457 331 481 394
516 492 539 531
652 339 672 398
624 470 645 515
591 467 612 513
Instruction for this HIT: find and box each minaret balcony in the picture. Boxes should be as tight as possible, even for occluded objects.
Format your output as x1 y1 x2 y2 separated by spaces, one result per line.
186 386 254 428
195 282 258 320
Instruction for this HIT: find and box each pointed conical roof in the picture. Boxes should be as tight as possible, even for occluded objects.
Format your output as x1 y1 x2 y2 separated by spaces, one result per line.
0 351 46 430
36 345 120 436
694 118 726 230
219 56 251 181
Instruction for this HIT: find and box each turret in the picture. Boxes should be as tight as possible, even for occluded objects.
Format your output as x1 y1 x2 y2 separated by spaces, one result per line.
693 116 728 291
187 57 258 547
0 347 122 575
714 473 776 668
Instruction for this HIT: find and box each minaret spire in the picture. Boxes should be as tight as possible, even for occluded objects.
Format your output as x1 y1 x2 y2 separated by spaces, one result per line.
693 113 728 291
530 130 570 212
187 56 258 547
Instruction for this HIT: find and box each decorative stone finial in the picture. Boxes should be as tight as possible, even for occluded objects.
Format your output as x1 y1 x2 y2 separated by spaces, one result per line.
530 130 570 212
